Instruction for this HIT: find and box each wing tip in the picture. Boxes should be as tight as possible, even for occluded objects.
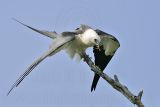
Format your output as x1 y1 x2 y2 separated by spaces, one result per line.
12 18 25 26
6 86 14 96
91 86 95 92
11 18 30 29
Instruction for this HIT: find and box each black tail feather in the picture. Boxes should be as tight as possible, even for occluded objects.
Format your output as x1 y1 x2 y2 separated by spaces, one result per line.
91 74 100 92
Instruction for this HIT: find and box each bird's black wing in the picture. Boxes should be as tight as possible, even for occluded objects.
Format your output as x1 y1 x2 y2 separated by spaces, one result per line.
91 29 120 92
91 45 113 91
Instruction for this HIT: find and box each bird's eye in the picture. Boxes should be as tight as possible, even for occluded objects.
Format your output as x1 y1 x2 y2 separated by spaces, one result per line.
94 39 98 43
94 39 100 45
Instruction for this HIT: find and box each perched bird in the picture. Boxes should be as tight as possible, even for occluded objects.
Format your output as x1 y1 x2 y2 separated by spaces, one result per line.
91 29 120 92
7 19 101 95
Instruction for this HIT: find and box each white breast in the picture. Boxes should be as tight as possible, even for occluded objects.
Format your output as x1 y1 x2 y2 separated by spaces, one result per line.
65 29 100 59
65 37 88 59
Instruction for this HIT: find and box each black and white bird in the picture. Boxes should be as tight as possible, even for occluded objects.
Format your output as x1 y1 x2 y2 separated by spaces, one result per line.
91 29 120 92
7 19 120 95
7 19 101 95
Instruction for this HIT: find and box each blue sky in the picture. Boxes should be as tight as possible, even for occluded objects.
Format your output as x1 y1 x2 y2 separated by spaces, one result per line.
0 0 160 107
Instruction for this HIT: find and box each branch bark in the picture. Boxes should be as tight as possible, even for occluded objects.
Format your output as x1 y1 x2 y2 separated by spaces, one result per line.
80 52 144 107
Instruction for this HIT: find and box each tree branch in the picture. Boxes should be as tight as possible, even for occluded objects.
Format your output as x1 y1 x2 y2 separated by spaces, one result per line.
80 52 144 107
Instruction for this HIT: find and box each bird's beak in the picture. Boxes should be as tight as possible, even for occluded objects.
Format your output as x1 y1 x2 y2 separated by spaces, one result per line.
95 45 102 51
95 41 101 51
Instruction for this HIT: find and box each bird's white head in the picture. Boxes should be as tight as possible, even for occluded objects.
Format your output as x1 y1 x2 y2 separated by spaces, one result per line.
82 29 101 46
77 25 101 47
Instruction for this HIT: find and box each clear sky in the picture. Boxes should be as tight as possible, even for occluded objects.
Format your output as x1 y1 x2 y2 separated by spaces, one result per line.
0 0 159 107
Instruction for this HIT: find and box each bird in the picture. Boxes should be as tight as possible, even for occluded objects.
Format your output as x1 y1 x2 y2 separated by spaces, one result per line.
7 19 101 95
91 29 120 92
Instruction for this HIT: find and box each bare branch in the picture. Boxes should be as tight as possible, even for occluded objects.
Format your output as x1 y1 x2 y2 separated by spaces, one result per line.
80 52 144 107
114 75 119 82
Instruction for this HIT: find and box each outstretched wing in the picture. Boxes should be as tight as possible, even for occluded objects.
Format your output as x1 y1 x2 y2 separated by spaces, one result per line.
12 18 58 39
7 35 75 95
91 29 120 92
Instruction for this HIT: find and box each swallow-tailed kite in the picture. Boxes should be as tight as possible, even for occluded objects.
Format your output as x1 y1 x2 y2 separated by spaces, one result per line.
7 19 101 95
91 29 120 92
